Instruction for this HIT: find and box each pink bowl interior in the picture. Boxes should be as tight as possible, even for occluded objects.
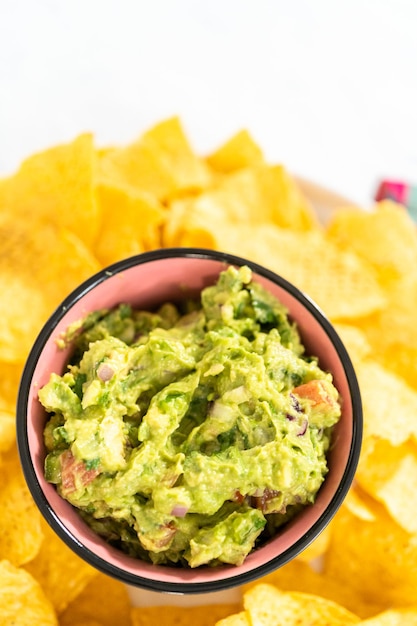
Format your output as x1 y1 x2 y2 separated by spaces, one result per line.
25 255 355 586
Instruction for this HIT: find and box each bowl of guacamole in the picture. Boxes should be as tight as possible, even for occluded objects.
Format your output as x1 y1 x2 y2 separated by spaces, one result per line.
17 248 362 594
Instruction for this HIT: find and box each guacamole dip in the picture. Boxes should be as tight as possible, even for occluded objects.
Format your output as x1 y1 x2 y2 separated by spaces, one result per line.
40 266 341 568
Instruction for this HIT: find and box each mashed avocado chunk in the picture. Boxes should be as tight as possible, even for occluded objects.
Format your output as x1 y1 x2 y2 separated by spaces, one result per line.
40 266 341 568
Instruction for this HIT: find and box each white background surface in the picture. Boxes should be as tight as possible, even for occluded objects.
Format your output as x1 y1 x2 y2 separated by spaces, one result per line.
1 0 417 207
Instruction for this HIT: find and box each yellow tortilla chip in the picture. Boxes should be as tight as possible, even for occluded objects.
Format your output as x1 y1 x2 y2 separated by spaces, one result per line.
64 622 103 626
94 183 165 266
0 362 21 452
243 551 380 619
364 273 417 339
0 268 50 363
0 559 57 626
166 213 386 321
375 343 417 394
358 608 417 625
0 410 14 452
62 622 103 626
326 200 417 285
36 227 101 301
242 583 360 624
24 519 97 614
131 603 241 626
60 571 132 626
0 361 22 408
324 495 417 610
216 612 250 626
0 217 100 362
332 323 372 366
98 117 211 201
355 272 417 391
343 487 377 522
0 134 99 247
206 129 264 173
164 164 317 246
0 449 43 565
356 439 417 534
355 360 417 446
163 195 221 248
141 117 212 191
221 164 318 230
295 524 331 562
210 224 386 320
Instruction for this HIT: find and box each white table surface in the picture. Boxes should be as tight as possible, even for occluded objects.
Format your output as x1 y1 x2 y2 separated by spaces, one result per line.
1 0 417 208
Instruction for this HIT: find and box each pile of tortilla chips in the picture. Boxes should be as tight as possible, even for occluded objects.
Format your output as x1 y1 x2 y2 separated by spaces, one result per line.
1 117 417 625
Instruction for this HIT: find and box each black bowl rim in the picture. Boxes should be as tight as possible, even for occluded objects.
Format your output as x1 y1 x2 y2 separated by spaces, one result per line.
16 247 362 594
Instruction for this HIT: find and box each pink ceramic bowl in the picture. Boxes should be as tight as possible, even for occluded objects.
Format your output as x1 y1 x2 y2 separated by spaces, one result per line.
17 248 362 594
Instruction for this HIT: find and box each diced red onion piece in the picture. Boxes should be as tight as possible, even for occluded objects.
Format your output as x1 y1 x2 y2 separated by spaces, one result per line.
297 418 308 436
170 505 189 518
97 363 115 382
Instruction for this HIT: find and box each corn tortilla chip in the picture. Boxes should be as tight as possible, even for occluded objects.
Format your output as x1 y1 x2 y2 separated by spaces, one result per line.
206 129 264 173
62 622 103 626
216 612 250 626
332 324 372 366
375 343 417 394
355 360 417 446
0 134 98 246
355 272 417 391
60 571 132 626
242 583 360 624
162 196 220 248
356 439 417 534
343 487 377 522
0 362 21 452
326 200 417 285
0 559 57 626
164 206 385 321
0 410 15 452
164 164 317 243
295 524 331 562
243 553 380 619
131 603 241 626
141 117 212 192
0 217 100 362
324 496 417 610
0 449 43 565
213 224 386 320
65 622 103 626
98 117 211 201
24 519 97 614
0 361 23 408
94 183 165 266
358 608 417 625
0 269 50 363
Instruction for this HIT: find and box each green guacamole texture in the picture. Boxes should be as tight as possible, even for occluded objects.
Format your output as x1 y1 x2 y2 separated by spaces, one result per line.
40 265 341 568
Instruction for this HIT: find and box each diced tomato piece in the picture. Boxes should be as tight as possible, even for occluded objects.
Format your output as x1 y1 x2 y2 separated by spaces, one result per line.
292 379 338 411
251 488 281 513
232 490 246 504
60 450 100 494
